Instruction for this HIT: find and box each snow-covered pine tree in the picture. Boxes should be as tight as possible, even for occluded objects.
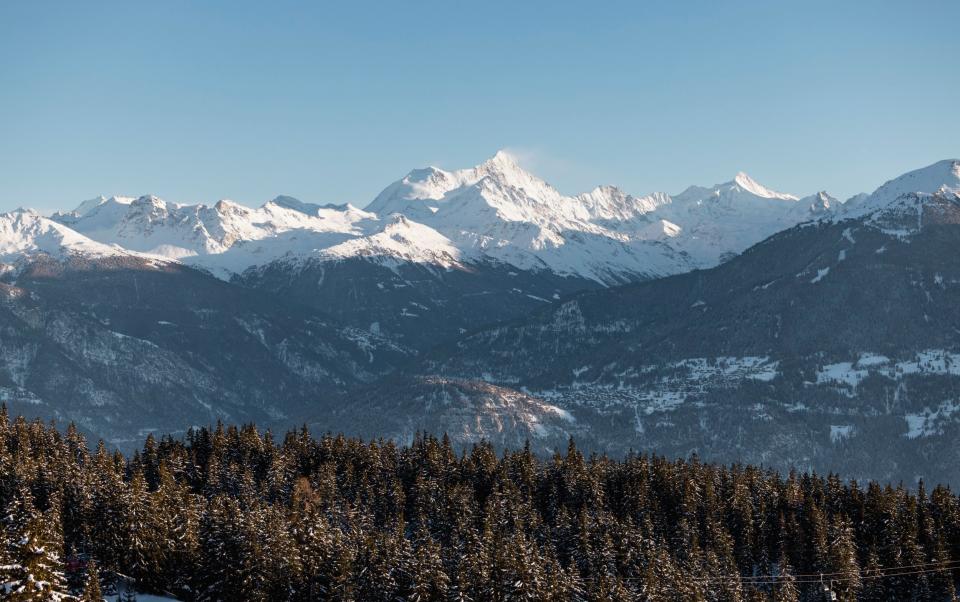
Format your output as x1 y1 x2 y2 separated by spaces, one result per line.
4 490 71 601
828 514 861 600
148 461 199 595
773 557 799 602
123 469 159 585
81 559 103 602
409 526 449 601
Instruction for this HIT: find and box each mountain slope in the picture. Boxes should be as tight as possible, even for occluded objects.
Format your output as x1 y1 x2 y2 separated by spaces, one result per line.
0 209 138 263
0 255 412 448
406 160 960 484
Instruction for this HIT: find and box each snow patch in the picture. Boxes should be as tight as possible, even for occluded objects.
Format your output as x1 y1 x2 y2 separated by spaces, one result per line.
830 424 855 443
904 401 960 439
817 350 960 391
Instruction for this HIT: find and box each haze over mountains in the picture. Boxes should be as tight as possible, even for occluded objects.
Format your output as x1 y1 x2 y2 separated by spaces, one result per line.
1 153 958 485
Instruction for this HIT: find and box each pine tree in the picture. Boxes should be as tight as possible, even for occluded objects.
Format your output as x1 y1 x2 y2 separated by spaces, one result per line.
772 557 799 602
410 527 449 601
827 514 861 600
81 559 104 602
859 548 886 601
124 470 160 585
3 488 71 601
927 536 957 602
0 504 16 598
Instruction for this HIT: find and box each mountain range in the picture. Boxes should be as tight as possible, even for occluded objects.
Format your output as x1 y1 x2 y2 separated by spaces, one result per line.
44 150 833 283
16 151 834 350
2 153 959 485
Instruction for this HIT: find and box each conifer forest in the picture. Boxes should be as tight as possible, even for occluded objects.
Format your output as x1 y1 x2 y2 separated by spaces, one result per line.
0 410 958 601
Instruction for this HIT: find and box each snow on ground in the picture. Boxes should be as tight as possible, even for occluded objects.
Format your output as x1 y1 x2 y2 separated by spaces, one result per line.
817 350 960 390
904 400 960 439
0 209 149 263
810 267 830 283
856 352 891 367
545 405 576 422
816 362 865 388
830 424 855 443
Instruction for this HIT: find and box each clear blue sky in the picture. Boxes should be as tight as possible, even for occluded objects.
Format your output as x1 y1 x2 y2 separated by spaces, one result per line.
1 0 958 212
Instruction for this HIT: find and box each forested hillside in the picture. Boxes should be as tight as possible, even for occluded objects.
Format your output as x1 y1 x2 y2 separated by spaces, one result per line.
1 410 958 601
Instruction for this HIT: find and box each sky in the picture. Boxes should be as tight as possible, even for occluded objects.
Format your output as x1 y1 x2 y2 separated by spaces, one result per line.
1 0 958 213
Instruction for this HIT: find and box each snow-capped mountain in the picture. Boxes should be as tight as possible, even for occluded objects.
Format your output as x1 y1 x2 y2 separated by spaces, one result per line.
0 208 151 267
838 159 960 222
361 151 834 283
44 151 832 284
657 175 835 264
816 159 960 248
317 214 464 268
52 194 379 276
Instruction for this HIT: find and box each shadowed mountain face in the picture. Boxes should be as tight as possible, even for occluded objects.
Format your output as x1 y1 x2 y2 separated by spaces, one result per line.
235 257 602 352
0 256 411 448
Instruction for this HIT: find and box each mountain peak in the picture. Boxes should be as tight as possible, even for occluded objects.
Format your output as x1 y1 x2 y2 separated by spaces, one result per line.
481 149 521 170
731 172 798 200
874 159 960 199
133 194 165 206
60 195 134 219
797 191 837 216
842 159 960 220
475 150 543 185
270 194 302 206
581 184 634 200
214 199 246 213
267 195 318 214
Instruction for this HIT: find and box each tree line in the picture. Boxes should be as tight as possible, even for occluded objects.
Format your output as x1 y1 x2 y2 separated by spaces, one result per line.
0 407 958 601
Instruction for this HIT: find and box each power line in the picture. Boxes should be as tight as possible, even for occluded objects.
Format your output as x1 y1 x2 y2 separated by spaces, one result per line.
721 558 960 583
621 558 960 585
718 564 957 586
